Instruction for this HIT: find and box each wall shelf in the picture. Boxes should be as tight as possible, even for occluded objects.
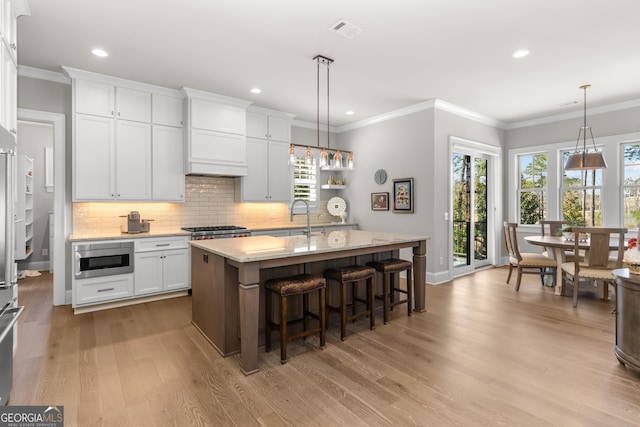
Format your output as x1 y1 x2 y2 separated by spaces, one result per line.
321 184 347 190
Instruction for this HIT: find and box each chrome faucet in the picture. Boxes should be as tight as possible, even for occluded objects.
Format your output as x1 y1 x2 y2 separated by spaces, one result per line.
290 199 311 237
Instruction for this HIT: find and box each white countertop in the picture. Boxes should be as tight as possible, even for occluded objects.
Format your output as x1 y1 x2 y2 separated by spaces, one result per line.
189 230 428 263
69 229 191 242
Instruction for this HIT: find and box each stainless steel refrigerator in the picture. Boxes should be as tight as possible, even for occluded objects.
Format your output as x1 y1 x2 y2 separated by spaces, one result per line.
0 125 24 405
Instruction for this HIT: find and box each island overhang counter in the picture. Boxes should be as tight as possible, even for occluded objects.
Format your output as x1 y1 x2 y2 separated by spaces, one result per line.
189 229 428 375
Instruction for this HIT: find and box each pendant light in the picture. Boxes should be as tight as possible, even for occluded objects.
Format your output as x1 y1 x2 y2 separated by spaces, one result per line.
288 55 355 168
564 85 607 170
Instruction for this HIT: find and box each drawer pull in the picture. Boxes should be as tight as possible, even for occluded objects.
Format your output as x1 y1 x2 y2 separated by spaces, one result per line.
97 288 115 293
156 243 171 247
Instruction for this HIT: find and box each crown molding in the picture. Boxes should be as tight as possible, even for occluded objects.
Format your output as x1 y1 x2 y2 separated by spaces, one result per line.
433 99 506 128
505 98 640 129
18 66 70 84
337 99 437 133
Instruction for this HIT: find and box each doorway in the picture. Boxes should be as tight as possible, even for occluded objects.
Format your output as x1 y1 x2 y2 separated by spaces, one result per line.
450 137 500 277
17 109 67 306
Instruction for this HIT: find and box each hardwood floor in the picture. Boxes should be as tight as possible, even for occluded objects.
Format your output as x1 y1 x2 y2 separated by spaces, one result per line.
11 268 640 426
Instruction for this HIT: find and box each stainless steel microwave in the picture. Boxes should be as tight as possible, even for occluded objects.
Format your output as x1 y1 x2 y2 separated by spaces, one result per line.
74 241 134 279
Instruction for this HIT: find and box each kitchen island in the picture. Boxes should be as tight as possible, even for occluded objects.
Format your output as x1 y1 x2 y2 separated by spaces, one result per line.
190 229 428 375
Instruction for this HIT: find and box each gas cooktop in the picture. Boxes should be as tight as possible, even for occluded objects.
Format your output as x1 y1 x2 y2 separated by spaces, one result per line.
181 225 251 240
181 226 247 232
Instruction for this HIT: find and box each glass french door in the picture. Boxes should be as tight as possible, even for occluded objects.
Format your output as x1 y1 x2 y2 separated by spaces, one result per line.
452 152 490 270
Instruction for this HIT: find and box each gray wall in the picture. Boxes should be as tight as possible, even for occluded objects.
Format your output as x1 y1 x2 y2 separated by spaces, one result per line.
17 76 72 288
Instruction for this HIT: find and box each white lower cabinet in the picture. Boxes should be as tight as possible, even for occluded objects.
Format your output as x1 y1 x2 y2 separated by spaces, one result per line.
134 237 190 296
75 274 134 306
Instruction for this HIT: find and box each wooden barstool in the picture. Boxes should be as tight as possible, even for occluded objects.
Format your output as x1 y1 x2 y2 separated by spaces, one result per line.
366 258 412 324
324 265 376 340
264 274 326 364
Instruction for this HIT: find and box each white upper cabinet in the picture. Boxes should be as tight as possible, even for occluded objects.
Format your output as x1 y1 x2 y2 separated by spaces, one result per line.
152 125 184 201
0 0 28 135
74 80 151 123
74 80 115 117
182 87 252 176
246 110 292 143
116 87 151 122
237 107 294 202
152 93 183 127
115 120 152 200
74 114 115 200
65 67 186 202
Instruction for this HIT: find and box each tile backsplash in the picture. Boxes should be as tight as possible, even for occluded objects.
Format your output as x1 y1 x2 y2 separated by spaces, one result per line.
72 176 332 234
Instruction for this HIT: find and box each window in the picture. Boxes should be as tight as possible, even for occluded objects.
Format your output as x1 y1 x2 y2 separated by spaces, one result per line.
561 149 603 226
622 142 640 229
518 153 547 224
293 155 318 204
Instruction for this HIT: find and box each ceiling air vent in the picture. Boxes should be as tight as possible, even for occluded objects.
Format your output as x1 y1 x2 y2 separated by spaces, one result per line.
329 20 363 39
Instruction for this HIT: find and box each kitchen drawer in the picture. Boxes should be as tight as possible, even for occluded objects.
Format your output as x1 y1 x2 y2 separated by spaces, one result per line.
135 236 190 253
75 274 134 306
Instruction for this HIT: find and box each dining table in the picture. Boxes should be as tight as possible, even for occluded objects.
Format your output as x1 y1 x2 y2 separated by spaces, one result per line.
524 234 623 295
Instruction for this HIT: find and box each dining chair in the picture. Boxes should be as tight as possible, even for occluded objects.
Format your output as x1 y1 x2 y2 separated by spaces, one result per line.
503 222 557 291
560 227 627 307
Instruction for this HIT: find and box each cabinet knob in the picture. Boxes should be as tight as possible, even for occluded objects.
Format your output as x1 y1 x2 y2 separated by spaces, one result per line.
10 129 16 134
111 111 114 116
117 112 121 116
10 43 16 50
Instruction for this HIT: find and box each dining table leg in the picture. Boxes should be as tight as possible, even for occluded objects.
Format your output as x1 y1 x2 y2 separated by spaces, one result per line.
552 247 564 295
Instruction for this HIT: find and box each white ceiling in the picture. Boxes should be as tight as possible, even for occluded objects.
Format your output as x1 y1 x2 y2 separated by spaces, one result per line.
17 0 640 127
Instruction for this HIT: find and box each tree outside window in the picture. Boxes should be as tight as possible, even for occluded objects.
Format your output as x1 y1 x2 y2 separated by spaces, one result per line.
622 143 640 229
518 153 547 225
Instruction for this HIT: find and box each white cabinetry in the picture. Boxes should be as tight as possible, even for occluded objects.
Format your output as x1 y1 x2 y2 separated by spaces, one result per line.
152 125 184 201
64 67 185 202
0 0 27 135
15 155 33 260
182 87 252 176
134 237 190 295
237 108 294 202
152 93 184 127
75 274 134 306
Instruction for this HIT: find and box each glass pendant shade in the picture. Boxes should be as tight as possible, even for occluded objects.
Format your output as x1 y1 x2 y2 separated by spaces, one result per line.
289 144 295 165
305 146 312 165
320 148 327 167
348 152 353 169
334 150 341 168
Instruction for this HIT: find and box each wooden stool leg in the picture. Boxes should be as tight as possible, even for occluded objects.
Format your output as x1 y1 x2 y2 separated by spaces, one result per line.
303 292 309 338
351 281 357 318
319 287 326 348
383 273 390 324
406 268 413 316
280 295 288 364
390 273 396 307
265 289 272 353
368 276 375 330
340 281 347 341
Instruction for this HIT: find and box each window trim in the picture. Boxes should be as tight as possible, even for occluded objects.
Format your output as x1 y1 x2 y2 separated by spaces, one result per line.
517 152 548 225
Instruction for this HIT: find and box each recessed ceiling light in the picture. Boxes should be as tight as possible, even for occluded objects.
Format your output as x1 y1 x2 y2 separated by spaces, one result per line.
346 110 355 115
512 49 529 58
91 48 108 57
250 88 262 94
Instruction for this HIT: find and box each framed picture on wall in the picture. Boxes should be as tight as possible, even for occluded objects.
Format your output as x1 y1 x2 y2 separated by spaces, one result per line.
371 192 389 211
393 178 414 213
